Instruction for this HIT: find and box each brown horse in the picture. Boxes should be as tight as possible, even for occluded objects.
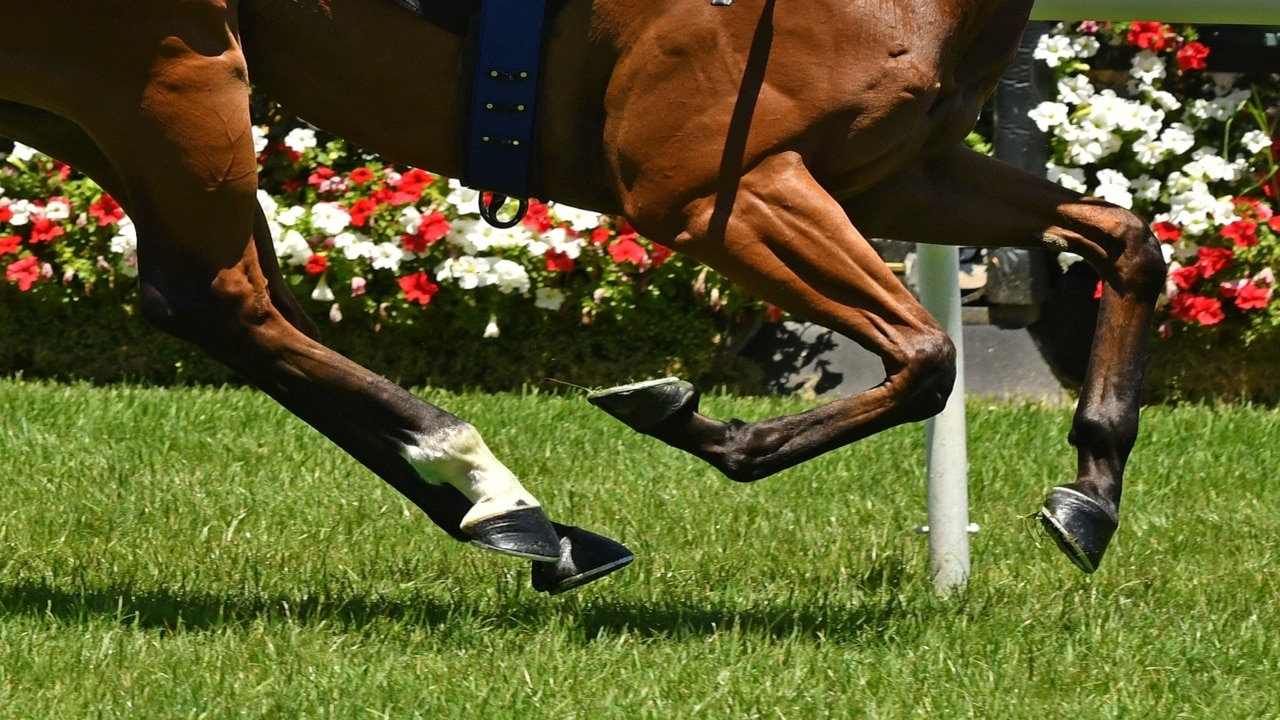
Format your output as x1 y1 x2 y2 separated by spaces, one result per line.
0 0 1163 583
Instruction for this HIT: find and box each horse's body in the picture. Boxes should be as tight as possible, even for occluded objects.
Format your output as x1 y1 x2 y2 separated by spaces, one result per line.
0 0 1163 580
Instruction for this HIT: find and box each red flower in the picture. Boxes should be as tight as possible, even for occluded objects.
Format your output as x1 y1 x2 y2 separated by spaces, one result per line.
1235 282 1272 310
589 227 612 246
417 211 450 244
1152 221 1182 242
545 249 576 273
1169 292 1224 326
1270 215 1280 234
307 166 335 187
1175 41 1210 71
305 253 328 275
1126 22 1169 52
0 204 11 224
607 236 648 265
1194 246 1233 278
348 167 375 185
0 235 20 255
88 193 126 227
1222 219 1259 248
28 218 64 244
1170 265 1201 290
6 256 41 291
650 242 673 267
522 200 553 234
394 168 435 203
399 272 440 305
1093 280 1104 299
348 198 379 227
402 211 450 253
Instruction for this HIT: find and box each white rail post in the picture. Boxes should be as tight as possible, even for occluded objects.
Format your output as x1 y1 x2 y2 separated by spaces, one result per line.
915 244 970 595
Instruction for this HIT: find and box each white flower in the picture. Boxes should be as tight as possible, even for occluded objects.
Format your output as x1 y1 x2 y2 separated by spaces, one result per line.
550 203 603 232
1145 89 1182 112
1046 164 1087 193
483 315 501 338
1056 75 1095 105
283 127 317 155
110 217 139 277
1129 50 1166 86
1131 174 1162 202
1242 129 1272 155
1158 123 1196 156
1071 35 1100 59
525 227 586 260
490 258 531 294
332 231 370 260
448 217 533 255
6 199 31 226
257 190 279 221
311 276 335 302
1183 150 1241 184
309 202 351 236
43 197 71 221
1028 101 1070 132
534 287 566 311
446 179 481 216
1094 169 1134 208
398 206 424 234
436 255 490 290
251 125 269 155
1058 121 1122 165
276 205 307 228
1132 134 1169 167
369 242 404 271
1033 33 1076 68
6 142 38 163
274 228 312 266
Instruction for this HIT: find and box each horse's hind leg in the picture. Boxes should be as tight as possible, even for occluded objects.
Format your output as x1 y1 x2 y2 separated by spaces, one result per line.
846 146 1165 572
595 151 958 478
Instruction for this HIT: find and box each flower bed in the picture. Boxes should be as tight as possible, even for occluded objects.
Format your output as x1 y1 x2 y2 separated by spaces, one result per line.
3 24 1279 399
1029 21 1280 401
0 100 769 389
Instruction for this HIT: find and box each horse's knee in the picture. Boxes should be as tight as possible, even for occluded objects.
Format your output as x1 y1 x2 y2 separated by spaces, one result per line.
891 329 957 423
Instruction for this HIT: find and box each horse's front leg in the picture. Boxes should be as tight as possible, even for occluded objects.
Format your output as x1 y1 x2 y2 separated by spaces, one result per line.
27 33 630 593
595 151 958 479
846 146 1166 572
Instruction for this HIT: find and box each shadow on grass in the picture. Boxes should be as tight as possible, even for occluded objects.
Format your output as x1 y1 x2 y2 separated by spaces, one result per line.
0 559 930 645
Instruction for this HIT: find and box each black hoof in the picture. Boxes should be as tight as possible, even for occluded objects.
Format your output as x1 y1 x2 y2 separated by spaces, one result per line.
465 506 561 562
1038 486 1119 574
587 377 698 432
532 524 635 595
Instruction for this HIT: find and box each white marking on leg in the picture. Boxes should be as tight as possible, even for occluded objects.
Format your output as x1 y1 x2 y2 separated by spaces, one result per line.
400 424 541 529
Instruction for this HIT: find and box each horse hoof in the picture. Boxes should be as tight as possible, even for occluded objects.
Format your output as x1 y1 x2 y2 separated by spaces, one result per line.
587 377 698 432
1038 486 1119 574
465 506 561 562
532 525 635 595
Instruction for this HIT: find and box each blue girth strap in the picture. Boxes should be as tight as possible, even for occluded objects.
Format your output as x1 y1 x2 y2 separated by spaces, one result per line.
464 0 547 228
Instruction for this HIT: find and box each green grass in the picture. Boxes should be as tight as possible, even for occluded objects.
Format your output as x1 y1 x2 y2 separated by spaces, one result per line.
2 379 1279 718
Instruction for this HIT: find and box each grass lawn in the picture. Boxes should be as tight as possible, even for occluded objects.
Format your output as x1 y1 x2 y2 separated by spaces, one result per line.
1 379 1278 718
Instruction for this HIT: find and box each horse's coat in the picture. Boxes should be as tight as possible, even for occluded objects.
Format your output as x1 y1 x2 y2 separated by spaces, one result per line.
0 0 1164 578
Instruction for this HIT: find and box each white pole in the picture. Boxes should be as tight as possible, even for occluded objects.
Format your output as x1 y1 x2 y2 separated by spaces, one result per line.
915 243 971 594
1031 0 1280 24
